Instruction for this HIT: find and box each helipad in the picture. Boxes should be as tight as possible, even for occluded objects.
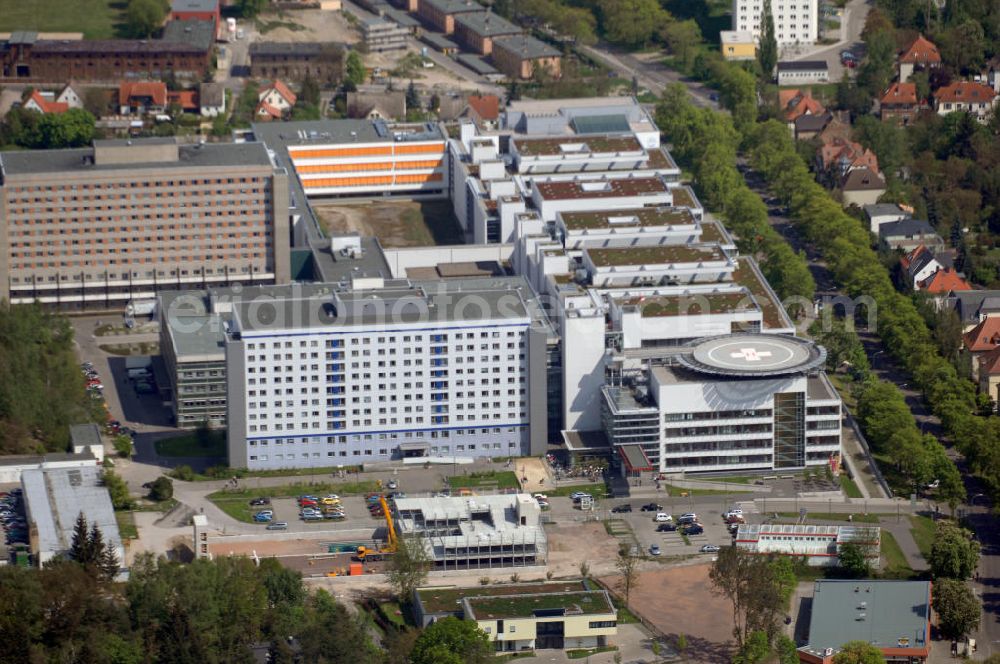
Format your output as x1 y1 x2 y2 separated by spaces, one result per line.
678 334 826 377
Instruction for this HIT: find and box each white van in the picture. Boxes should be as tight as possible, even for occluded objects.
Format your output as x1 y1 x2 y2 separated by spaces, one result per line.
654 513 673 523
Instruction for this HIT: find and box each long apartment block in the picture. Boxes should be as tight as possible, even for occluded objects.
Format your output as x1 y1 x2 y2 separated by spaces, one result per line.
0 138 290 307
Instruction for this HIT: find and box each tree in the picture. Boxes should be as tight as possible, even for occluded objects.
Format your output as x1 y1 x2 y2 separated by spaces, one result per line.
386 536 429 602
406 80 420 112
838 540 874 577
344 51 366 90
125 0 168 38
616 545 640 606
932 577 981 639
832 640 886 664
70 512 92 564
776 634 799 664
709 547 787 648
113 434 133 458
600 0 668 49
299 75 320 108
757 0 778 79
410 617 493 664
733 630 770 664
149 476 174 502
102 468 133 510
660 19 702 71
236 0 266 18
929 522 980 579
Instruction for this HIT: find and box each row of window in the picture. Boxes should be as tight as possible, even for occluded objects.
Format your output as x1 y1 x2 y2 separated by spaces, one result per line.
247 441 519 462
5 177 264 196
244 330 520 352
9 266 266 283
247 409 526 432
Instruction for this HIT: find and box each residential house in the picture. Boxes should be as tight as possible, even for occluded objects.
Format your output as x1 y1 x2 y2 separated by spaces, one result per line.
199 81 225 117
167 89 199 114
465 93 499 128
794 112 832 140
720 31 756 61
780 89 828 139
948 290 1000 331
898 34 940 83
23 89 68 114
921 267 971 294
346 89 406 120
817 137 880 182
881 219 943 253
935 81 997 122
880 82 921 125
55 84 82 109
841 167 886 207
249 42 344 85
816 113 852 145
258 80 296 114
964 317 1000 381
255 101 284 121
118 81 167 115
863 203 911 233
776 60 828 86
491 34 561 80
900 244 949 288
974 346 1000 410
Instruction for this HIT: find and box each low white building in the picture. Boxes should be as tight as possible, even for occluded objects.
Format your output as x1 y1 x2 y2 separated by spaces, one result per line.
393 493 547 569
0 452 97 484
776 61 828 86
735 523 880 567
21 466 124 570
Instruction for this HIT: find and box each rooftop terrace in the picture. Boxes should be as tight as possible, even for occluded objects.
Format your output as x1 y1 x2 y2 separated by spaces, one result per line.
622 291 759 318
733 258 792 331
466 590 615 620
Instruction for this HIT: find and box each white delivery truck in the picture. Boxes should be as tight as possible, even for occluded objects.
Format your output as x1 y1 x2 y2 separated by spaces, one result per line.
125 299 156 317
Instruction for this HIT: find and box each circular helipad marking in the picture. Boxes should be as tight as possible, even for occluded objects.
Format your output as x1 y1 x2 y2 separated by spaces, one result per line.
680 334 823 376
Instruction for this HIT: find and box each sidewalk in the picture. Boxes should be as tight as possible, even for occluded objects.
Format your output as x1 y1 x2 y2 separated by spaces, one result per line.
878 516 926 571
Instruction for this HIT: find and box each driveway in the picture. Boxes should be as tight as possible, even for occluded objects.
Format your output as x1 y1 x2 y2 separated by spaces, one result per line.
785 0 873 81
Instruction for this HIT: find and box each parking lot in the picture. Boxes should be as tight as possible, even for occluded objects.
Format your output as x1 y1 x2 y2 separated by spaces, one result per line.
0 487 28 562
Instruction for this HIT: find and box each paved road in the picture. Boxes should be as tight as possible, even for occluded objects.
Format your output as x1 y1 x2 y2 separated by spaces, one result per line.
580 44 720 109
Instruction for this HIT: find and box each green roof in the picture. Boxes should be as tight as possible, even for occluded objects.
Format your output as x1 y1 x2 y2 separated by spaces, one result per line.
804 580 930 655
733 258 791 330
670 185 699 209
586 244 727 267
559 206 696 230
466 590 615 620
514 134 642 157
571 114 632 134
417 581 589 615
622 292 759 318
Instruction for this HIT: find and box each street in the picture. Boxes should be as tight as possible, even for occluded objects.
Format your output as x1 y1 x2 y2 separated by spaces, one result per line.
580 43 720 108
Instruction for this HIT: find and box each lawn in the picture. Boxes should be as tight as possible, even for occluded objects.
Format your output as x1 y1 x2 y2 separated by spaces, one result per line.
314 200 464 247
154 431 227 458
909 515 936 560
546 483 609 498
567 646 617 659
0 0 125 39
880 531 915 578
212 497 256 523
208 480 379 502
840 474 864 498
115 511 138 540
447 471 520 490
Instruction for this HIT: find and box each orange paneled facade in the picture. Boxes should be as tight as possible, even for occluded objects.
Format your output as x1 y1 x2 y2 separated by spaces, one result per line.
290 141 447 194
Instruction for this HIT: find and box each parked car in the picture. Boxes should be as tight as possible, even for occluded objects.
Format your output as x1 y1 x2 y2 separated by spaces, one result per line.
700 544 721 553
640 503 663 512
649 544 661 556
611 504 633 513
249 497 270 506
654 513 673 523
678 513 698 524
387 479 398 490
266 521 288 530
323 512 346 520
301 512 323 521
684 524 704 535
723 508 743 519
656 523 677 532
253 513 273 523
569 491 591 501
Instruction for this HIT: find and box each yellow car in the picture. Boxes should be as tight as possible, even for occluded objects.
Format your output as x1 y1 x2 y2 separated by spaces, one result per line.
320 497 341 506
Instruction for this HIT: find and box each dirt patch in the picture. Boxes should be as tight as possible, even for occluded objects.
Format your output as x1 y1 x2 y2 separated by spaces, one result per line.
599 564 735 664
313 200 464 247
255 9 360 44
545 521 619 577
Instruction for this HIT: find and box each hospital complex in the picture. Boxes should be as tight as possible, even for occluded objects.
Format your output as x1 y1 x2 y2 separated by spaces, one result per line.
3 96 842 476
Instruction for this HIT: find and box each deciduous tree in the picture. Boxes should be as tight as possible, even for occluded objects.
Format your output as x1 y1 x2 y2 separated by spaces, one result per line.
932 577 981 639
930 522 980 579
616 545 640 606
833 640 886 664
410 616 493 664
386 536 430 602
757 0 778 78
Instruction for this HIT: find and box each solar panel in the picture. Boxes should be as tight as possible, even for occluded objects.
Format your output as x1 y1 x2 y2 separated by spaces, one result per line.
571 114 631 135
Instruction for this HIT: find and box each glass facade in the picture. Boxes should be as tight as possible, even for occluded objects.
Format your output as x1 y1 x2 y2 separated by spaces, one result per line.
773 391 805 468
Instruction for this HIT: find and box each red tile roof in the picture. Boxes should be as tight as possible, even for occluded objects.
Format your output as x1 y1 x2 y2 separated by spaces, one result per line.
899 35 941 65
256 101 283 119
25 90 69 114
781 89 825 121
818 137 881 176
260 79 297 107
964 317 1000 352
881 82 918 106
921 268 971 294
935 81 996 105
467 94 499 122
119 81 167 107
977 345 1000 375
900 244 929 271
167 90 199 111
